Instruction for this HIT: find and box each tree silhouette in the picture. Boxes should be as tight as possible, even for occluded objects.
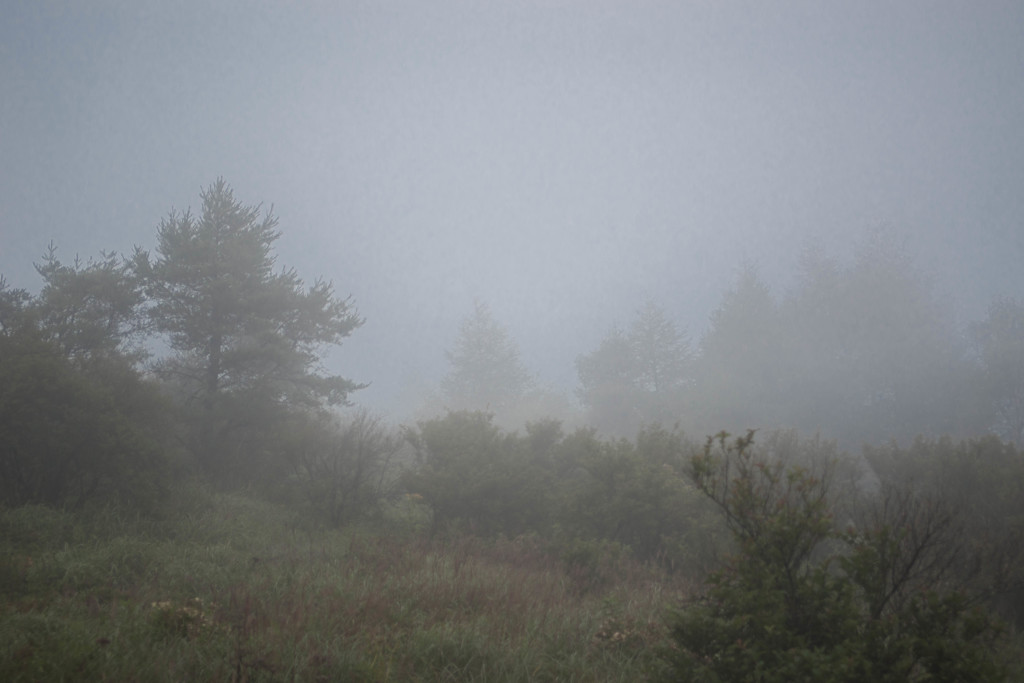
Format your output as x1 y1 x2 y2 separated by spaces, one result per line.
441 301 532 413
136 179 363 479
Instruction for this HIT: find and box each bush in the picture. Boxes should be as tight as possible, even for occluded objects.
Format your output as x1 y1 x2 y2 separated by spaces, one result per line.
281 409 404 527
558 424 719 570
0 330 167 510
403 411 553 537
865 435 1024 627
662 431 1007 682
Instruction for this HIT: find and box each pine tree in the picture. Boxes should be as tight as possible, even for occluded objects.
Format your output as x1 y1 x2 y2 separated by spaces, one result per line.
441 301 532 413
136 179 363 478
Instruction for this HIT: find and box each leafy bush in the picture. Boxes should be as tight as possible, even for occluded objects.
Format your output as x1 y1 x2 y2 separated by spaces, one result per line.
865 435 1024 628
403 411 553 537
0 330 167 510
557 424 719 570
663 431 1007 682
281 409 404 527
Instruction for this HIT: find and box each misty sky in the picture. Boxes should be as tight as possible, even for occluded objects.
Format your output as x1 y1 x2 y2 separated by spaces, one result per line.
3 1 1023 417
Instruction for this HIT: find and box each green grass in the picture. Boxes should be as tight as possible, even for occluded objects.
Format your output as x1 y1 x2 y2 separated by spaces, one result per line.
0 487 690 681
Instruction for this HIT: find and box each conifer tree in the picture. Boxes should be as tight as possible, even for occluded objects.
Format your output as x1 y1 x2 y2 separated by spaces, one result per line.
441 301 532 413
136 179 363 478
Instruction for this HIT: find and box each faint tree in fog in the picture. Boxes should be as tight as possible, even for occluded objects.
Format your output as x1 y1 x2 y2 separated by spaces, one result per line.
972 296 1024 445
693 263 781 432
135 179 364 481
577 300 693 435
441 301 533 413
693 235 975 448
577 327 637 435
631 300 693 395
784 232 970 446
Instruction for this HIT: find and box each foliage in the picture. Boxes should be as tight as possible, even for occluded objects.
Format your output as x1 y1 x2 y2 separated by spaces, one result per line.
663 431 1007 682
0 253 168 511
403 411 552 537
558 424 712 568
32 244 148 364
441 301 533 416
135 179 364 481
282 409 405 527
402 414 720 571
0 329 167 510
0 277 32 335
865 435 1024 627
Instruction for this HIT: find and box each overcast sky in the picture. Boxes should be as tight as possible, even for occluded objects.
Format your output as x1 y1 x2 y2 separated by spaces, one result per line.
3 1 1023 417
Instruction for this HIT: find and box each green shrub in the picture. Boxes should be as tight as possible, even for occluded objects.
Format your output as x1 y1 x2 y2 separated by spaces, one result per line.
280 409 404 528
865 435 1024 627
662 431 1007 682
557 424 718 569
403 411 553 537
0 331 168 511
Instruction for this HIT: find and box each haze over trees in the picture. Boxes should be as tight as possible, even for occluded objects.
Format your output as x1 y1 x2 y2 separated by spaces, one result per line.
576 300 693 436
568 231 1003 451
4 1 1024 675
2 182 1024 679
440 300 534 416
971 296 1024 446
2 181 1019 508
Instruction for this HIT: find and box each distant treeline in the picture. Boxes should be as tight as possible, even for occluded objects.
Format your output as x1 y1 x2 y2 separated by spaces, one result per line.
442 231 1023 452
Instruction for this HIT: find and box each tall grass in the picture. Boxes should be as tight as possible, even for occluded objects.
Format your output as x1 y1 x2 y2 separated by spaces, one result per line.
0 486 689 681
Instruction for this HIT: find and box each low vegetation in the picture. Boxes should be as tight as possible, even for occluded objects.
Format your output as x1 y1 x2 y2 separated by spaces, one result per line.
0 487 688 682
4 426 1024 680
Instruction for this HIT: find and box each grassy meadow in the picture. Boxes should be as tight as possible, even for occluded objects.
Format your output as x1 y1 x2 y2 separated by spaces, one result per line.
0 487 690 682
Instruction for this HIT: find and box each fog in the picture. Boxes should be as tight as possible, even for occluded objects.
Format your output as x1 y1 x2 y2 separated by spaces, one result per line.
3 0 1023 424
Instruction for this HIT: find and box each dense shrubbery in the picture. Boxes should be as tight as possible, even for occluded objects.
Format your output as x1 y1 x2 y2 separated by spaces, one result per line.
403 411 555 537
662 431 1008 682
279 408 405 527
395 423 1024 678
865 435 1024 627
0 327 168 511
400 411 722 568
556 424 717 570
